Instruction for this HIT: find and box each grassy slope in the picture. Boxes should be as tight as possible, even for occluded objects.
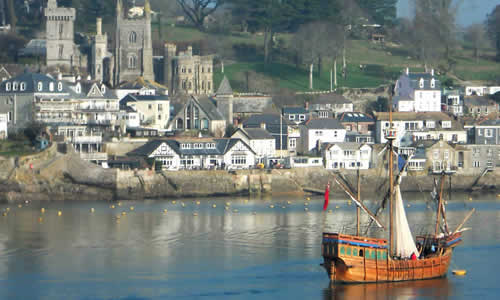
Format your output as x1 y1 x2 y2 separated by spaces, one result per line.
153 23 500 92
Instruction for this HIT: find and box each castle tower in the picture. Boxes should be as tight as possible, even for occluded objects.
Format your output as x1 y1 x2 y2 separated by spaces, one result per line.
163 42 177 92
44 0 77 69
113 0 154 86
91 18 107 82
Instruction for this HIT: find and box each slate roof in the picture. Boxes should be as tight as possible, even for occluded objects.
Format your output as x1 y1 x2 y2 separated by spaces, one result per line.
79 81 117 99
407 73 441 91
305 118 344 130
216 76 233 95
0 72 74 95
325 142 367 151
128 138 254 157
338 112 374 123
196 96 225 120
464 96 496 106
374 112 452 121
235 128 273 140
282 106 308 114
120 94 169 107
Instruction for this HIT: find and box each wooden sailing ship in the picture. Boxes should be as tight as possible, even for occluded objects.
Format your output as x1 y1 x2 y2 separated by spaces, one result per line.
321 90 473 284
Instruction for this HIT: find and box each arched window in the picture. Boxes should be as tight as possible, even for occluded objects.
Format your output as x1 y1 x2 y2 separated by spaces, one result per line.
49 82 54 91
57 82 63 91
38 82 43 91
128 55 137 69
129 31 137 44
12 82 18 91
20 82 26 91
419 78 424 88
5 82 11 91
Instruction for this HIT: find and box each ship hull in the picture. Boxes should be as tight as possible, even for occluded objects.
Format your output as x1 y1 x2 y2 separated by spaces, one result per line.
322 233 457 283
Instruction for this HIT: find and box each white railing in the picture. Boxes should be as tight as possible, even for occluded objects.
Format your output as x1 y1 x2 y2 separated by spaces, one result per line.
79 152 108 161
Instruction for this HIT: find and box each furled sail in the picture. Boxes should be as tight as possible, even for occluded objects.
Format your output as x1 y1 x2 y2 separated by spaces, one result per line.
394 184 418 258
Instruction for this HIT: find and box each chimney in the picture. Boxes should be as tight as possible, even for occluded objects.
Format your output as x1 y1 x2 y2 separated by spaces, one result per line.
406 67 409 75
431 69 435 76
260 122 266 130
96 18 102 35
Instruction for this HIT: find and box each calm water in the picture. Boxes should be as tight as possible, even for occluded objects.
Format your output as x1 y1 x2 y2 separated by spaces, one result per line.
0 192 499 300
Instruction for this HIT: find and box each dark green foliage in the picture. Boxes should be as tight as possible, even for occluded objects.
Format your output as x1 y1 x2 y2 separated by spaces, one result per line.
490 92 500 104
486 5 500 61
23 122 45 145
0 33 27 63
357 0 397 26
367 96 389 113
225 124 237 137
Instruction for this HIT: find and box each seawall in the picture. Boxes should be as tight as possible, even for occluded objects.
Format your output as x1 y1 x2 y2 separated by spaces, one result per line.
1 148 499 202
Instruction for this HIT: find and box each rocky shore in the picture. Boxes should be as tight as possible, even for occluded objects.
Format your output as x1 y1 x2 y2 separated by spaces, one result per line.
1 145 499 202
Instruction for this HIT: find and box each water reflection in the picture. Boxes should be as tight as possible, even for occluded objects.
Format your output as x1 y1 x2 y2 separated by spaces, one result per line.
324 278 454 300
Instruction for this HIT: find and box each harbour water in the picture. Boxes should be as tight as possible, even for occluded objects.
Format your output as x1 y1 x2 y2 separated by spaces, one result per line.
0 193 498 299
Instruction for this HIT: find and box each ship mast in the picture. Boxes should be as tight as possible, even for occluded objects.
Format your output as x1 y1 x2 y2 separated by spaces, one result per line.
386 86 396 257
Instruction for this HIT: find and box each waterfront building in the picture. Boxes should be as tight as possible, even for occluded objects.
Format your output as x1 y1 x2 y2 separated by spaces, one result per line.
127 138 256 170
300 118 346 153
243 114 293 157
323 142 372 170
442 89 463 117
282 107 309 125
338 112 375 143
374 112 466 147
120 93 170 131
464 96 499 118
231 128 276 163
470 119 500 145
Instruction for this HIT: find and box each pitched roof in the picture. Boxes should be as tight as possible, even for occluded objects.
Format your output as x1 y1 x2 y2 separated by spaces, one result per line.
195 96 225 120
464 96 496 106
216 76 233 95
0 72 74 94
235 128 273 140
305 118 344 130
338 112 374 123
244 114 289 126
406 72 441 91
325 142 368 151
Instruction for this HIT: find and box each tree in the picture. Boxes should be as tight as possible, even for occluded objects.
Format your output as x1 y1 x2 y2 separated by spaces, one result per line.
486 5 500 61
6 0 16 31
176 0 224 31
465 24 487 62
357 0 398 26
292 21 343 90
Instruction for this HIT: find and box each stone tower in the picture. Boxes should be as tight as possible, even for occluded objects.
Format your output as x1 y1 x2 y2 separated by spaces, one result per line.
44 0 80 69
91 18 107 82
113 0 154 86
214 76 233 125
163 42 177 93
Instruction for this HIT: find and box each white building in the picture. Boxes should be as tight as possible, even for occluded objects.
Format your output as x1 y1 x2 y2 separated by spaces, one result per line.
394 68 442 112
374 112 467 147
0 113 7 139
323 143 372 170
231 128 275 162
127 138 256 170
301 118 346 152
119 94 170 131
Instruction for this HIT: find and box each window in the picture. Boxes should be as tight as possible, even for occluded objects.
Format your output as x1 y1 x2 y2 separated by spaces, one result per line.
433 150 439 160
444 150 449 160
207 82 211 90
478 129 483 136
158 114 161 120
419 78 424 88
486 129 493 137
299 114 306 121
58 45 63 58
5 82 10 91
59 23 63 34
315 130 323 136
148 104 152 110
289 115 295 120
158 104 163 111
231 155 247 165
129 31 137 43
289 138 296 149
442 121 451 129
38 82 43 91
12 82 18 91
319 111 328 118
57 82 63 91
334 131 338 137
128 55 137 69
473 161 480 168
7 111 12 122
20 82 26 91
431 78 436 88
49 82 54 91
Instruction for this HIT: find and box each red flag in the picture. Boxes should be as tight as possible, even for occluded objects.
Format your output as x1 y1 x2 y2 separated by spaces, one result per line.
323 182 330 211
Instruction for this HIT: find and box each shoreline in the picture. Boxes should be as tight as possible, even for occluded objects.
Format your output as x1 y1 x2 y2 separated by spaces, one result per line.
1 147 499 202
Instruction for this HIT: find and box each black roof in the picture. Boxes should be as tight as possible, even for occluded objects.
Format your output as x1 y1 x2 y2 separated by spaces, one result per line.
0 72 74 94
305 118 344 130
338 112 374 123
235 128 273 140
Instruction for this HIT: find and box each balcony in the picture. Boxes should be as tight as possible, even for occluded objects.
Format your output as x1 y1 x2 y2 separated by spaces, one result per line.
79 152 108 161
73 135 102 144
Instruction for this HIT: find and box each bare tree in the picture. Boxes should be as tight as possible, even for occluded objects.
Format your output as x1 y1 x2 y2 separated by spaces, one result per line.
465 24 488 61
292 22 343 90
176 0 224 31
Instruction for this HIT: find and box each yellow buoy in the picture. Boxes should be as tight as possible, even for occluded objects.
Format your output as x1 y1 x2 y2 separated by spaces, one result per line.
110 205 115 209
116 215 121 219
233 209 238 213
90 208 95 213
130 206 134 211
306 197 311 201
335 205 340 209
57 211 62 216
468 197 472 201
497 194 500 198
172 201 176 204
121 212 127 216
193 212 198 216
5 207 9 212
287 201 292 205
304 207 309 211
269 204 274 208
2 212 7 217
304 202 309 206
41 208 45 213
196 201 200 205
328 210 333 213
163 209 168 213
226 202 231 206
38 217 43 222
212 204 217 208
244 199 248 203
18 204 22 208
118 202 122 206
452 270 467 276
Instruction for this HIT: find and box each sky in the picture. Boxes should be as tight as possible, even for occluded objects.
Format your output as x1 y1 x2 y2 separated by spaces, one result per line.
397 0 499 27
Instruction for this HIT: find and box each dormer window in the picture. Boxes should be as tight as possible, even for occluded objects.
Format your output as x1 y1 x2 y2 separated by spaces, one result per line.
20 82 26 91
38 82 43 91
101 85 106 94
57 82 63 91
426 120 435 128
419 78 424 88
12 82 18 91
430 78 436 88
5 82 11 91
49 82 54 92
76 83 81 93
